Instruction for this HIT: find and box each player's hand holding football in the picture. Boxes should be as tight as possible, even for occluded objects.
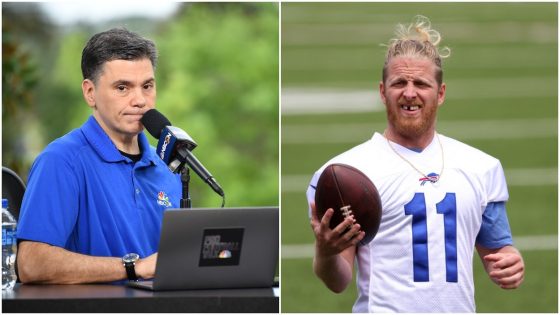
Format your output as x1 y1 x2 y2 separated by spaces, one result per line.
483 248 525 289
310 202 365 257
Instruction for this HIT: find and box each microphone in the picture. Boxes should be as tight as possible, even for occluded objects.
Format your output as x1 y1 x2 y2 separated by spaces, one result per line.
141 109 224 197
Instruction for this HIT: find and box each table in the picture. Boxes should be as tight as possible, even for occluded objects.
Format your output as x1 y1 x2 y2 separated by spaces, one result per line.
2 283 279 313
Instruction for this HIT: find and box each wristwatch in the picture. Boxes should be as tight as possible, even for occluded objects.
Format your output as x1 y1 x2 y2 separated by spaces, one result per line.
122 253 140 281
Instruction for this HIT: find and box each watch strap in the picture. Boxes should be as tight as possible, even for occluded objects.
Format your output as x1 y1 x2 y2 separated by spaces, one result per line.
124 261 138 281
123 253 139 281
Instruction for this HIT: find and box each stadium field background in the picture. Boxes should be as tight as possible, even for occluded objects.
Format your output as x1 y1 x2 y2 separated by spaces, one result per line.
281 3 557 312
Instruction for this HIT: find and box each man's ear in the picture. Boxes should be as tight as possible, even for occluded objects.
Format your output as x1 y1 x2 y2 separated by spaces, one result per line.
379 81 387 105
82 79 96 109
437 82 446 107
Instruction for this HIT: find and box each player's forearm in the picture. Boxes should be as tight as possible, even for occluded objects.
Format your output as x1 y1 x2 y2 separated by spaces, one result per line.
17 241 127 284
313 246 354 293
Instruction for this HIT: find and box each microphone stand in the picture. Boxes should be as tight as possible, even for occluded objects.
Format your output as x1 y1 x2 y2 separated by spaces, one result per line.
180 167 192 208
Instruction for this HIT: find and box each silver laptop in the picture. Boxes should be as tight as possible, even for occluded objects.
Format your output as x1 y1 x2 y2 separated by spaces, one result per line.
129 207 279 291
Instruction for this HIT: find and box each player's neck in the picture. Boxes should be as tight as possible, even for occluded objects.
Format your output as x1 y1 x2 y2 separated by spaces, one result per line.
384 128 435 151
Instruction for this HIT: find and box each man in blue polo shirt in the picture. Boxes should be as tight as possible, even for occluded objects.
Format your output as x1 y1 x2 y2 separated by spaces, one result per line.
16 28 181 284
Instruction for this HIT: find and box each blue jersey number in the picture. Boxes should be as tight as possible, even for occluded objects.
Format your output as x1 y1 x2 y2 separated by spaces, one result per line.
404 193 458 282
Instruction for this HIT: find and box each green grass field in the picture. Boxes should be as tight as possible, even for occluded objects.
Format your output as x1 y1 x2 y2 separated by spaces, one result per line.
281 3 557 312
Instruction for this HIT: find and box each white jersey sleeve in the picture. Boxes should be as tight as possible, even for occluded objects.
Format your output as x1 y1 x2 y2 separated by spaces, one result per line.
484 159 509 203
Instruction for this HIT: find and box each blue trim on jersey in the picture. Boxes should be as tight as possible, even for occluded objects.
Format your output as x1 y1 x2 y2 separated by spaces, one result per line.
476 201 513 249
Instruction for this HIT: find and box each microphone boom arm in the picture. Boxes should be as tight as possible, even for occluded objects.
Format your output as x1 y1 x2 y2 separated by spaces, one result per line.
173 146 224 197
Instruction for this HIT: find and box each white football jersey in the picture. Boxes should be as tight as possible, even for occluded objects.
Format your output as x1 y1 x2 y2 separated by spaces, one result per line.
307 132 509 313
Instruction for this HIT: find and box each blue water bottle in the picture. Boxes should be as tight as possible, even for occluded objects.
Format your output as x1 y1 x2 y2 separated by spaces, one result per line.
2 199 17 290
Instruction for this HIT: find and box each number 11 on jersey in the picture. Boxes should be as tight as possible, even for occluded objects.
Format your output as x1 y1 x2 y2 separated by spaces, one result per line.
404 193 458 283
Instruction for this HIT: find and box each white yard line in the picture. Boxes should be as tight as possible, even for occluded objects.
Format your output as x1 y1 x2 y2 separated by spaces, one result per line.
282 234 557 259
282 118 556 144
281 88 383 115
282 168 557 193
282 83 556 115
282 21 556 45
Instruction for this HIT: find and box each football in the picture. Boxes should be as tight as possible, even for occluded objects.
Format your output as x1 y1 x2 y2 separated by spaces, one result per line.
314 163 382 245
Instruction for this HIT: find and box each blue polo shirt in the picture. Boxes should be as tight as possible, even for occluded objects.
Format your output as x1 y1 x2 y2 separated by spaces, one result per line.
17 116 181 259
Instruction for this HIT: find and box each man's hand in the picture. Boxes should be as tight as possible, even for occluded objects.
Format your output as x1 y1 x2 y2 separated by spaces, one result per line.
310 202 363 293
135 253 158 280
310 202 365 257
483 251 524 289
310 202 365 293
18 241 138 284
479 245 524 289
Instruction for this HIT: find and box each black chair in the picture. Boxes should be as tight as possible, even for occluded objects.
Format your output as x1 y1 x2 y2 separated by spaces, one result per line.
2 166 26 221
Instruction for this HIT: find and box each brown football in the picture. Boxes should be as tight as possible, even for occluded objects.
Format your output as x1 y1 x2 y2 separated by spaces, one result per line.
314 163 382 245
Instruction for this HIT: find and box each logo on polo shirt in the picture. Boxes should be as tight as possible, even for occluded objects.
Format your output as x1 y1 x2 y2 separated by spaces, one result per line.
157 191 172 207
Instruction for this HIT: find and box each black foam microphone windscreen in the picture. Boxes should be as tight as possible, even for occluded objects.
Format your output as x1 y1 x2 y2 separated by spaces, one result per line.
141 109 171 139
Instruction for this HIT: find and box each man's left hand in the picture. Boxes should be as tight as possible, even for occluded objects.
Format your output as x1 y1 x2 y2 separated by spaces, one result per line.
135 253 158 280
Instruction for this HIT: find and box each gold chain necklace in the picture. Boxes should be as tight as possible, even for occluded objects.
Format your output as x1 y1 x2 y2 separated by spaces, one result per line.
384 131 444 184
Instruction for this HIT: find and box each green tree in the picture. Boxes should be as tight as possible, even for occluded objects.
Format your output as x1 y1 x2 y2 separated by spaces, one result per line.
2 3 55 177
155 3 279 207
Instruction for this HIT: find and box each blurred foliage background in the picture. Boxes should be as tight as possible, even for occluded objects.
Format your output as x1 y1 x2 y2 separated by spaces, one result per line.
2 2 279 208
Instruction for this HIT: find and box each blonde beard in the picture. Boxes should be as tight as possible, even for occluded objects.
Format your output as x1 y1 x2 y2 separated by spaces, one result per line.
386 103 438 139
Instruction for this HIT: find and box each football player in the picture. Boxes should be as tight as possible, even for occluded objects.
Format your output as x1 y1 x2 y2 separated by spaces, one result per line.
307 16 524 312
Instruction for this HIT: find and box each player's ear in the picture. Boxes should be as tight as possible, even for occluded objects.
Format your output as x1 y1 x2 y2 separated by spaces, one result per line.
437 82 446 106
379 81 387 105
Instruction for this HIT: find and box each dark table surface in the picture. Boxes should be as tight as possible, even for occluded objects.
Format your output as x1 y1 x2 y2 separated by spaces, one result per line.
2 283 279 313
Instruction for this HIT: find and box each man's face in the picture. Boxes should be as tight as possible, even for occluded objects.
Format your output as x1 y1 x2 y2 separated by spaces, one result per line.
380 57 446 139
82 58 156 141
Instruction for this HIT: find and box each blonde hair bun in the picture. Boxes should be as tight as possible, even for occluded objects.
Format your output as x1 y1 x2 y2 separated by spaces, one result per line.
387 15 450 61
382 15 450 84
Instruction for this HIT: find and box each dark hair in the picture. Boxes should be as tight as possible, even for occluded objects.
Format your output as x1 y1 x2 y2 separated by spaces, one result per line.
81 28 158 83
